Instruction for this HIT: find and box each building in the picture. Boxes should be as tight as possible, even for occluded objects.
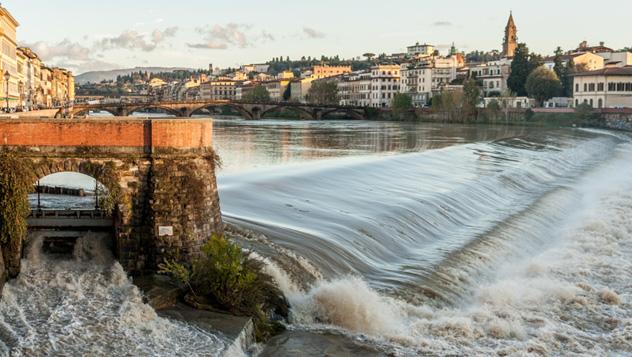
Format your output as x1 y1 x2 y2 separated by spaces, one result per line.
407 43 435 58
470 58 513 96
543 52 605 72
200 78 238 101
576 41 614 54
572 66 632 108
400 63 432 107
502 12 517 58
312 65 352 80
17 47 41 109
370 65 400 108
596 51 632 68
0 6 19 110
432 56 459 92
337 71 372 107
241 63 270 74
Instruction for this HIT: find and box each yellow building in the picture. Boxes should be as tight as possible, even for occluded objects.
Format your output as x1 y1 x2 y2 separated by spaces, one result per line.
0 5 19 110
312 65 351 80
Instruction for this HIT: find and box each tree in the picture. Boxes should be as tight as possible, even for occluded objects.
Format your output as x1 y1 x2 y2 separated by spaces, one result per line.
525 66 562 106
508 43 534 96
392 93 413 112
244 85 271 103
306 81 339 105
463 79 481 114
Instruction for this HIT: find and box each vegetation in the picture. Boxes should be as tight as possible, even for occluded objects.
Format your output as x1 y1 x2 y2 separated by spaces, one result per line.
306 81 339 105
243 85 271 103
463 79 481 116
391 93 413 112
525 66 562 106
160 235 289 341
465 50 502 63
507 43 542 97
0 151 33 247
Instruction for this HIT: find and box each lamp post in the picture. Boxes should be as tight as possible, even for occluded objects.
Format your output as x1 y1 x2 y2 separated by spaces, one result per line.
18 81 23 112
3 70 10 113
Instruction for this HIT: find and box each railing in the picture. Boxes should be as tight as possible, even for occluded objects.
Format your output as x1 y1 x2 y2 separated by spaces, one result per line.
29 209 111 219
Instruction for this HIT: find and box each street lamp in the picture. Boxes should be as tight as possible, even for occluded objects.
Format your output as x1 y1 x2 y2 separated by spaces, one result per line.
18 81 23 112
3 70 10 113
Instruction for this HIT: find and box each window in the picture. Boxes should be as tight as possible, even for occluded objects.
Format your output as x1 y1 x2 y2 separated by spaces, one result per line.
598 99 603 108
576 83 579 93
588 83 595 92
597 83 604 91
584 83 587 92
608 83 616 91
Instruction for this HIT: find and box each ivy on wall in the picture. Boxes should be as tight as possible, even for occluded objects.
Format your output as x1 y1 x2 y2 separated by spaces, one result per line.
0 151 35 247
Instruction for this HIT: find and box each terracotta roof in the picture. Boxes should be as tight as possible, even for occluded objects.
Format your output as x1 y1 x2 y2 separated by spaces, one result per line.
571 66 632 77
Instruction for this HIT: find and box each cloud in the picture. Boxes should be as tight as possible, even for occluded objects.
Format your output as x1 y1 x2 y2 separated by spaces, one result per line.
303 27 325 39
260 30 275 42
188 23 251 50
21 39 92 62
432 21 453 27
98 26 178 52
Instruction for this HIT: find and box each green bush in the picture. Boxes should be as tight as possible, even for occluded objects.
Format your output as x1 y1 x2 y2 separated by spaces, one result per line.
160 234 288 341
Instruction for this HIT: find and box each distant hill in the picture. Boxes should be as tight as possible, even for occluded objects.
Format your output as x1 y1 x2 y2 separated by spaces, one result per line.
76 67 195 84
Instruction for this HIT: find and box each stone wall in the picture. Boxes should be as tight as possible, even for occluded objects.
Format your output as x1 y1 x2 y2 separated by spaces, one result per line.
0 118 222 290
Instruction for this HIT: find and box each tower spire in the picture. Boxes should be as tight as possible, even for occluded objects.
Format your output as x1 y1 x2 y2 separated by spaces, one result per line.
503 11 518 58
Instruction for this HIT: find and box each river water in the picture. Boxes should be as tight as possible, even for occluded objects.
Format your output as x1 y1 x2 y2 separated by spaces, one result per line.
2 118 632 356
214 119 632 355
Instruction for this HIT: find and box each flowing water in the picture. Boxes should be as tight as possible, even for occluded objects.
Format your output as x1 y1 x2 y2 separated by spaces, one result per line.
2 118 632 356
0 233 237 356
214 119 632 356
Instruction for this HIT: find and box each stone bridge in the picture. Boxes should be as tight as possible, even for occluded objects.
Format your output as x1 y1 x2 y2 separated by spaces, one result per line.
0 117 222 279
62 100 370 120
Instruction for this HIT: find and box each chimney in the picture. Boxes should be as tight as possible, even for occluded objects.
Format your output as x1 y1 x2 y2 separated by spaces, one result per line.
599 41 605 47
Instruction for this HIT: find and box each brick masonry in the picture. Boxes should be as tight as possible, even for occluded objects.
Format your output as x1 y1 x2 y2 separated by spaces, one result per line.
0 117 223 280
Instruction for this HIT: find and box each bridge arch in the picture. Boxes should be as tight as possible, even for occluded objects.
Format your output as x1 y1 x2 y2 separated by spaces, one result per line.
319 108 366 120
126 105 181 117
260 105 315 120
189 103 254 119
71 107 119 118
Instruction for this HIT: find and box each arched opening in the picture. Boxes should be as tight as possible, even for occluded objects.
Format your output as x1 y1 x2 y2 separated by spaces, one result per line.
190 104 249 119
28 172 114 255
261 106 314 120
129 106 178 118
320 109 364 120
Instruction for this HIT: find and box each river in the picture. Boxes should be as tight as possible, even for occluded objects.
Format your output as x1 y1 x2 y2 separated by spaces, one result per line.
2 118 632 356
214 119 632 355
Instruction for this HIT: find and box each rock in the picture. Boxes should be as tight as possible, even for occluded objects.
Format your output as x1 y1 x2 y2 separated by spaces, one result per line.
134 274 181 311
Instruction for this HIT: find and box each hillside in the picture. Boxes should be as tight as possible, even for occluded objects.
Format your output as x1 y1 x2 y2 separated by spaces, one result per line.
76 67 195 84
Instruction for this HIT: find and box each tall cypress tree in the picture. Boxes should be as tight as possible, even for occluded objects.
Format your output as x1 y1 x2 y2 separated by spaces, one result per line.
507 43 531 96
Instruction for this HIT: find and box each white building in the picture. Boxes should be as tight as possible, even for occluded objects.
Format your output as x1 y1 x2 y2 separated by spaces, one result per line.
200 79 238 101
370 65 401 108
469 58 512 96
596 51 632 68
431 56 459 92
241 63 270 74
400 63 432 107
572 66 632 108
407 43 435 58
337 71 372 107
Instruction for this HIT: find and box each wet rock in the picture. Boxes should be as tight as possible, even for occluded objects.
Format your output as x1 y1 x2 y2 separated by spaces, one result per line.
134 274 181 311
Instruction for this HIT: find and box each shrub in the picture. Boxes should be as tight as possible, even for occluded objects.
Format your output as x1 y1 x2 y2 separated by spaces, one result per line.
160 234 288 341
0 151 34 246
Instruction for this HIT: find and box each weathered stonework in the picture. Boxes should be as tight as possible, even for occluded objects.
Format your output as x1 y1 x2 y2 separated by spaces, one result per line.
0 118 223 283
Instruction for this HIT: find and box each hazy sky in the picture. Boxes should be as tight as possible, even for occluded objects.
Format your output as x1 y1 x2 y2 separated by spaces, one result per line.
6 0 632 74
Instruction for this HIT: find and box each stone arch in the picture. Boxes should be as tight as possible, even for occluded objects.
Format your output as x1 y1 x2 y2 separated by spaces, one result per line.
126 105 180 117
260 105 315 120
188 103 254 119
31 158 128 214
320 108 366 120
72 107 119 117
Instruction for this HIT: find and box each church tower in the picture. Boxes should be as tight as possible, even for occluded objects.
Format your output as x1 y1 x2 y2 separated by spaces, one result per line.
503 12 517 58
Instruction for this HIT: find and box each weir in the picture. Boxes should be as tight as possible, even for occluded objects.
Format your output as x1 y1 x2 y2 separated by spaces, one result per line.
0 117 223 282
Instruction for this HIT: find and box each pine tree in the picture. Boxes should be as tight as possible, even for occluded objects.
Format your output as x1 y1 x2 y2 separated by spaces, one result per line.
507 43 532 97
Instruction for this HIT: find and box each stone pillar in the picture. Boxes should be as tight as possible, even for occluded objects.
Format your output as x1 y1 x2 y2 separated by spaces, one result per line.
147 153 223 269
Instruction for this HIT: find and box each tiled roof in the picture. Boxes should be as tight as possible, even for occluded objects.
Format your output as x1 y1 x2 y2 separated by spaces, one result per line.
571 66 632 77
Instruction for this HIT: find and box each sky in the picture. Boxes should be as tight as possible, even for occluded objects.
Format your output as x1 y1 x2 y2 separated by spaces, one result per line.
6 0 632 74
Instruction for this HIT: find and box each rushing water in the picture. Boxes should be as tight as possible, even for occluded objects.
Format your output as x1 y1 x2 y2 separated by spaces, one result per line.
3 118 632 356
0 233 233 356
214 119 632 355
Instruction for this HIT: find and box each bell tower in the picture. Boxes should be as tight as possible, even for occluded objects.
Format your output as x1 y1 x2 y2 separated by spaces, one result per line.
503 11 517 58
